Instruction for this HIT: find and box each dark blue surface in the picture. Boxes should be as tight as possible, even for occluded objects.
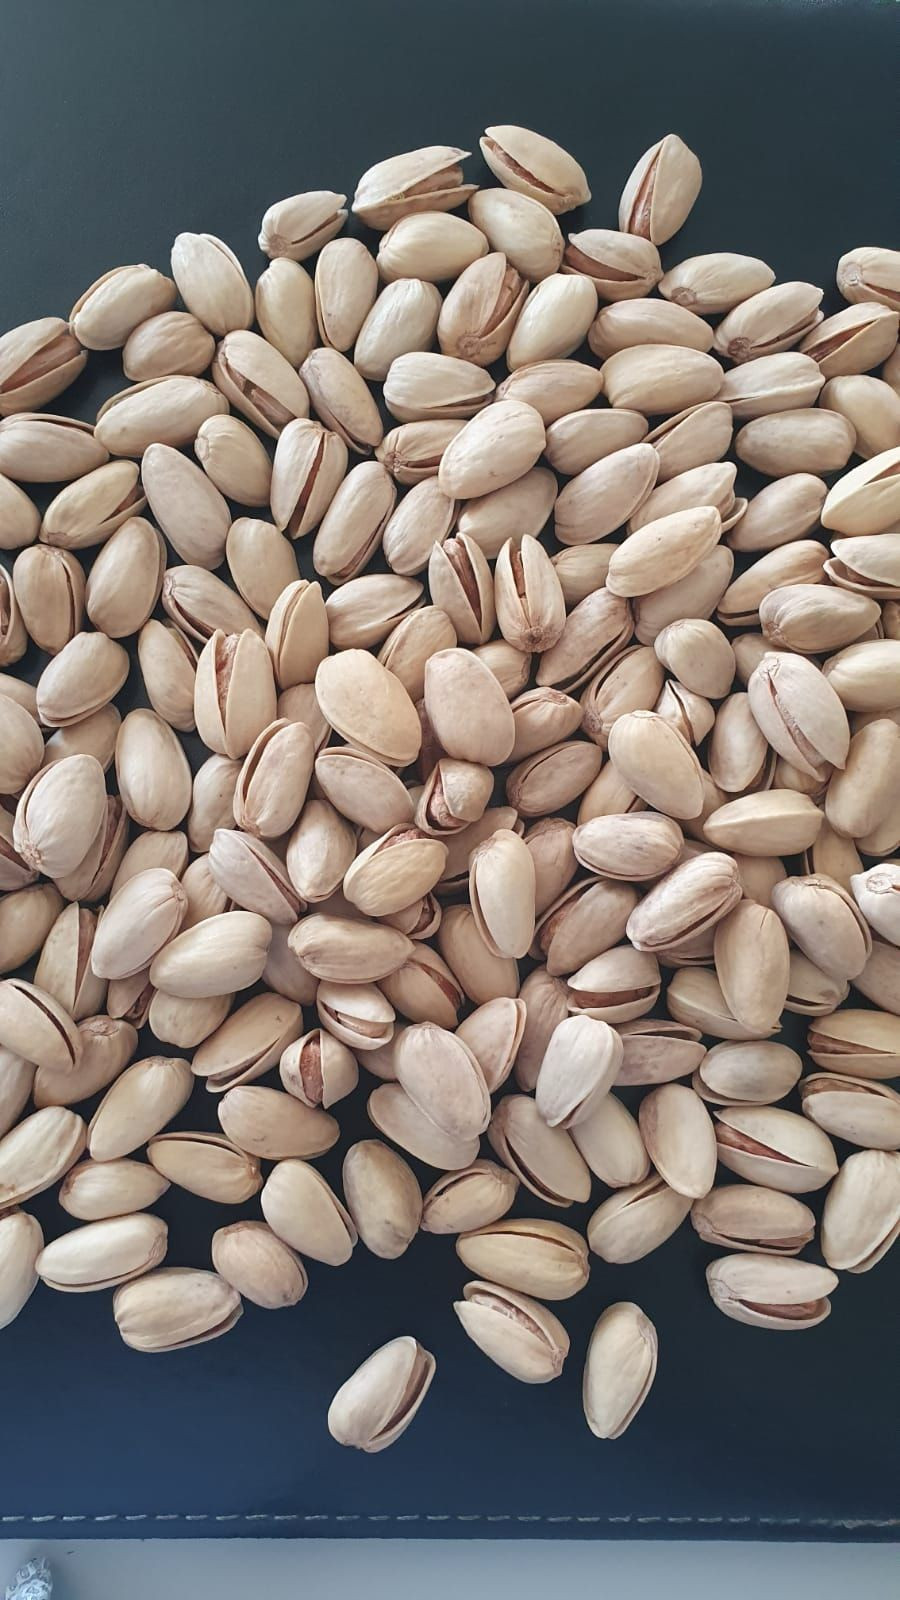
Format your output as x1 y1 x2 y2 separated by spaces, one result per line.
0 0 898 1541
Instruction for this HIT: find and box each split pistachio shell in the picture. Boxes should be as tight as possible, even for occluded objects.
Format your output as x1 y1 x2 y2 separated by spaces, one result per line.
454 1279 569 1383
821 1149 900 1272
588 1172 689 1262
747 651 849 778
565 945 661 1024
0 1106 86 1207
12 544 84 655
192 993 303 1092
259 190 347 261
269 418 348 538
799 1073 900 1151
35 631 129 728
0 318 86 416
707 1253 837 1331
714 1104 838 1193
437 252 528 367
342 1139 422 1259
393 1022 489 1142
619 134 702 244
421 1161 519 1234
583 1302 657 1439
692 1185 814 1255
696 1041 801 1107
368 1082 478 1170
113 1267 242 1352
328 1336 435 1451
280 1028 358 1110
147 1131 261 1204
564 229 662 300
0 1210 43 1328
851 864 900 945
468 829 536 960
488 1094 590 1207
457 1218 588 1301
800 302 898 379
480 125 589 213
301 346 383 455
59 1157 170 1222
720 353 825 419
353 146 474 230
211 1220 308 1310
261 1157 357 1264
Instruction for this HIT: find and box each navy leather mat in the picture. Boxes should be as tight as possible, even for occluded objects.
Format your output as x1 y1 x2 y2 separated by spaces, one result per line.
0 0 897 1541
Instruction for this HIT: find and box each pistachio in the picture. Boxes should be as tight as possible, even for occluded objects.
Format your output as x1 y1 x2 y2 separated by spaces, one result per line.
458 1218 588 1302
570 1092 649 1188
720 352 825 418
646 401 734 484
285 797 355 906
32 1016 134 1111
714 1105 838 1193
607 505 723 599
0 1048 35 1135
601 345 722 414
0 472 40 550
113 1267 242 1352
554 443 659 546
747 651 850 778
825 533 900 599
566 945 661 1024
666 965 775 1041
619 133 702 243
660 252 774 314
36 1212 167 1293
537 587 633 694
259 190 348 259
437 400 545 500
141 441 230 569
0 414 107 484
545 411 648 480
820 374 900 461
14 754 106 880
854 938 900 1015
424 647 515 764
35 629 129 728
353 146 474 229
772 874 871 980
421 1161 519 1234
467 829 536 960
95 377 228 457
706 1253 837 1331
328 1336 435 1451
696 1041 801 1107
368 1081 478 1169
535 1015 622 1129
467 188 564 281
211 1220 308 1310
799 1072 900 1151
261 1157 356 1265
280 1028 358 1110
514 967 570 1092
837 246 900 311
564 228 661 300
377 419 465 483
192 993 303 1092
850 863 900 945
821 1149 900 1272
586 1177 688 1260
607 711 705 820
488 1094 590 1207
735 409 856 477
580 645 668 747
122 309 216 381
0 1210 44 1328
354 279 443 383
692 1185 814 1255
784 950 849 1018
505 275 597 370
583 1302 657 1439
342 1139 422 1259
170 231 253 333
60 1151 167 1221
573 813 683 882
534 877 637 977
0 1106 86 1206
0 317 86 415
454 1279 569 1383
116 709 192 830
496 358 603 424
800 302 898 379
807 1008 900 1082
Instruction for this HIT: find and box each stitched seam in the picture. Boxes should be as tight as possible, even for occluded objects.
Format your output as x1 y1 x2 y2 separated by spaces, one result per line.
1 1513 898 1527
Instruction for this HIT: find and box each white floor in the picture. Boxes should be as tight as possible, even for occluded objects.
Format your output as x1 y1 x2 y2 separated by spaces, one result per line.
2 1539 897 1597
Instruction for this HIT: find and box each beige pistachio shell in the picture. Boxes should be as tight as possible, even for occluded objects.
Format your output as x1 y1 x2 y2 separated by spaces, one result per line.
327 1335 435 1452
211 1221 307 1310
583 1302 657 1439
114 1267 242 1352
454 1279 569 1383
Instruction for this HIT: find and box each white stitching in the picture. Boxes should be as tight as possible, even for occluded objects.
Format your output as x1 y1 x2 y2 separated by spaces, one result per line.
0 1513 898 1527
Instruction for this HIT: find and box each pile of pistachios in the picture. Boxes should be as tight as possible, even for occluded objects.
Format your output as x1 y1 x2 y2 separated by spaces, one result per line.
0 125 899 1452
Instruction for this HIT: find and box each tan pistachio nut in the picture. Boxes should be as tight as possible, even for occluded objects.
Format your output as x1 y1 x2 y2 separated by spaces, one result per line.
30 1149 151 1230
728 473 827 554
0 414 107 485
0 472 41 550
36 1213 168 1294
0 1211 44 1327
261 1157 356 1265
122 309 215 381
454 1279 569 1383
327 1336 435 1452
141 441 230 569
342 1139 422 1260
564 945 661 1025
587 1173 691 1263
170 231 253 334
14 753 106 879
467 187 564 281
0 317 87 416
564 228 662 300
191 993 303 1093
115 709 192 831
0 1106 86 1208
821 445 900 537
819 374 900 462
714 1105 838 1194
660 252 775 314
95 377 228 457
211 1220 307 1310
301 345 383 455
421 1161 519 1235
226 518 300 622
353 146 474 230
314 236 379 351
457 1217 588 1302
706 1253 837 1331
195 415 272 508
437 400 546 500
735 409 856 477
113 1267 242 1352
820 1149 900 1272
257 260 319 367
583 1302 657 1439
719 352 825 419
799 1072 900 1151
279 1028 358 1111
488 1094 590 1208
505 275 598 371
354 278 443 383
618 133 702 244
534 1015 622 1130
691 1185 815 1255
695 1041 801 1108
837 246 900 311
